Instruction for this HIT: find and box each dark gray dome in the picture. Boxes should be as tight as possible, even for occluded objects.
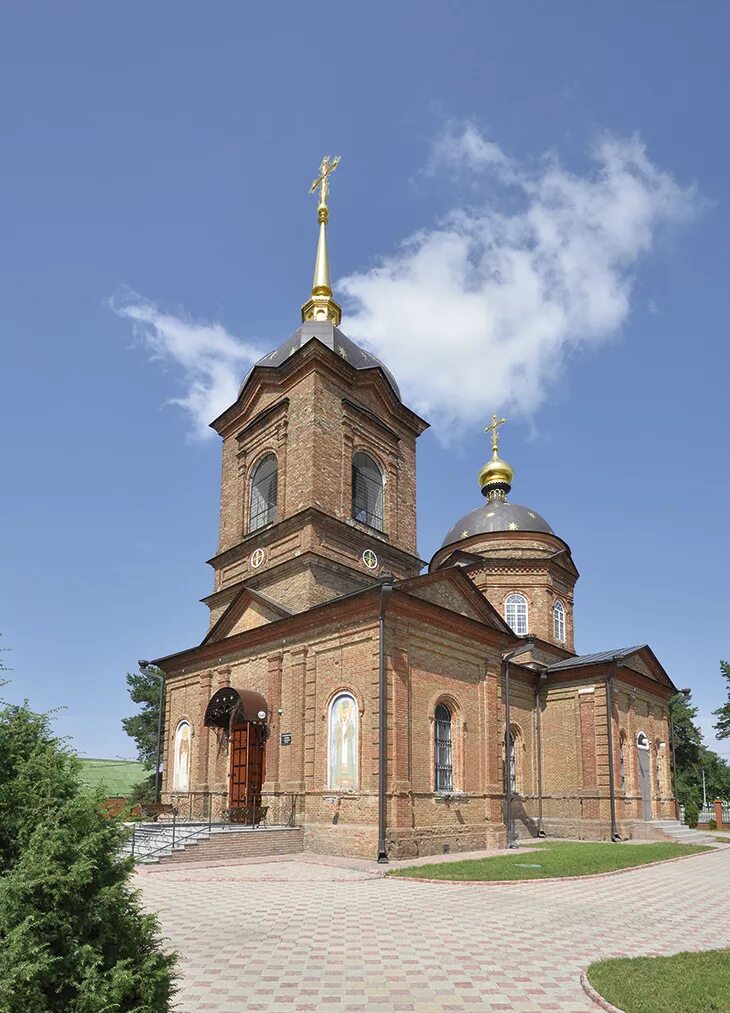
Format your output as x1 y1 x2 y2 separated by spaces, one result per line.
239 321 401 400
441 500 553 548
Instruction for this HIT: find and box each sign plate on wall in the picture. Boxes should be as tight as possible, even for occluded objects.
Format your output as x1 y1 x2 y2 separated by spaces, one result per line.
281 732 292 746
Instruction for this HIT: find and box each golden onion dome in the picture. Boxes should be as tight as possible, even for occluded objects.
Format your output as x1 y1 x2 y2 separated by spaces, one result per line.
478 448 514 499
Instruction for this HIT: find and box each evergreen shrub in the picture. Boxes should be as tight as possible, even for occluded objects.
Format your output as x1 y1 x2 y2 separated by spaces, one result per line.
0 700 177 1012
684 801 699 828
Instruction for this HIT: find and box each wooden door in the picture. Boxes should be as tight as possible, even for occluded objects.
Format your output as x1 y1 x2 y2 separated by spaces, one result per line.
229 722 266 823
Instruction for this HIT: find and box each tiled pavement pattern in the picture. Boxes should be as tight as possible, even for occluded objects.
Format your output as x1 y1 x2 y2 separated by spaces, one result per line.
136 847 730 1013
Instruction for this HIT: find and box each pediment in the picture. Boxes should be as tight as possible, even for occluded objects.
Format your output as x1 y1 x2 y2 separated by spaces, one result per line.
398 568 512 633
406 581 482 621
621 648 675 689
201 586 294 645
547 645 676 692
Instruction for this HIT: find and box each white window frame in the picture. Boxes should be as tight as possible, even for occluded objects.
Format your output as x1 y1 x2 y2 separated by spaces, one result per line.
505 593 528 636
553 599 566 642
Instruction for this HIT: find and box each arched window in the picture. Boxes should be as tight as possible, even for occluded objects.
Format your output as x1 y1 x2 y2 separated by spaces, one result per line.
352 451 384 531
328 693 358 790
655 739 663 795
553 599 565 642
249 454 277 532
172 720 191 792
434 704 453 792
505 593 528 635
506 733 518 794
619 732 627 792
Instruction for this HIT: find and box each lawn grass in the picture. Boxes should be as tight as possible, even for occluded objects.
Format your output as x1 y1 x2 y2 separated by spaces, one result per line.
387 840 713 881
587 948 730 1013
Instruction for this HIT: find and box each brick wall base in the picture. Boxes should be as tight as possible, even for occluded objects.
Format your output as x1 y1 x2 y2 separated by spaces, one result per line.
158 828 304 866
515 818 616 841
303 821 506 861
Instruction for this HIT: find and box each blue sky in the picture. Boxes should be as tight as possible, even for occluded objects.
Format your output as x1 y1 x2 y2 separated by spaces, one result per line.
1 3 728 761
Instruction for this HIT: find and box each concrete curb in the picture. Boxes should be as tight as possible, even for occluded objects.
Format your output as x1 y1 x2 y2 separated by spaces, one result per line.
385 846 721 885
580 971 626 1013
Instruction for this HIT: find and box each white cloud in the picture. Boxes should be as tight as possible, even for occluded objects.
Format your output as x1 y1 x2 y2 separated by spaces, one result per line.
110 291 264 437
339 126 698 432
427 122 515 180
112 127 697 439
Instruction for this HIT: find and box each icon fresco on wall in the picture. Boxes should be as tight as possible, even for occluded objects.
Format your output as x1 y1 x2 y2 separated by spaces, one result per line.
329 694 357 790
173 720 191 791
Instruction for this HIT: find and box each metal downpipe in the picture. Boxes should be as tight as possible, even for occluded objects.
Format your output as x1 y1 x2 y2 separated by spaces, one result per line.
502 639 534 850
536 669 548 837
377 580 393 863
605 662 622 842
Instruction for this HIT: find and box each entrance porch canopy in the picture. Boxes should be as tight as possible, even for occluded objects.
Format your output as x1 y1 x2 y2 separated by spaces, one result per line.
203 688 269 730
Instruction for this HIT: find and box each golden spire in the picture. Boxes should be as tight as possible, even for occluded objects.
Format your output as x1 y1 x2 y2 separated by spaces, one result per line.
478 414 514 501
301 155 342 327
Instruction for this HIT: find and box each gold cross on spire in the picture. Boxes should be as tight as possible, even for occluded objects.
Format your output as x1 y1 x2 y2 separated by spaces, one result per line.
301 155 343 326
484 414 507 454
310 155 341 209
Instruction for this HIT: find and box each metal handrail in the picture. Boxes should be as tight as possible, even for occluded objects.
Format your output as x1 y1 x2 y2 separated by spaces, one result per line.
126 790 299 861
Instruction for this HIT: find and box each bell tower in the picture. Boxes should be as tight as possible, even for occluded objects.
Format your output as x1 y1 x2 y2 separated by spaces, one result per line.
203 158 429 628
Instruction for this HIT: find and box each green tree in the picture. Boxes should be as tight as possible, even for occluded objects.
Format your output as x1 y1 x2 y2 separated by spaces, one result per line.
122 670 164 801
713 660 730 740
670 691 730 806
0 699 177 1012
122 670 163 768
669 693 703 772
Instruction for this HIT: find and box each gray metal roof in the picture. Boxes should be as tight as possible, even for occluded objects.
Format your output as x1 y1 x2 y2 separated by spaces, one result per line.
441 500 553 549
546 646 646 672
239 321 401 400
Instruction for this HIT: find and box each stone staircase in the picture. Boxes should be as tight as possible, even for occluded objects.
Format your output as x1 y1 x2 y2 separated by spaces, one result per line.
124 822 304 866
632 819 718 845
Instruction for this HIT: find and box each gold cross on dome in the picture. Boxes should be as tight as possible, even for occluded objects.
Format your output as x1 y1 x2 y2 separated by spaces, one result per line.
310 155 341 208
484 414 507 453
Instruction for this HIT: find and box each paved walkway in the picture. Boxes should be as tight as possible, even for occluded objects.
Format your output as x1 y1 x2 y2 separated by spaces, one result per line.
136 846 730 1013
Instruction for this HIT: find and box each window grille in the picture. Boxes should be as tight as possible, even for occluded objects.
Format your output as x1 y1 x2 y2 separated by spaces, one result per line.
508 730 517 794
249 454 278 532
505 593 528 635
352 451 384 531
619 734 627 791
434 704 453 792
553 599 565 642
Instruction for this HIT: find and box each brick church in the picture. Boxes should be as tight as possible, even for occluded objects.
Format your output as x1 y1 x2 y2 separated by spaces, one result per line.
153 159 677 860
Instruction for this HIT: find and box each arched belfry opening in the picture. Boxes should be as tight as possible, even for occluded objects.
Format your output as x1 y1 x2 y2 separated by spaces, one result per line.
204 688 269 823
